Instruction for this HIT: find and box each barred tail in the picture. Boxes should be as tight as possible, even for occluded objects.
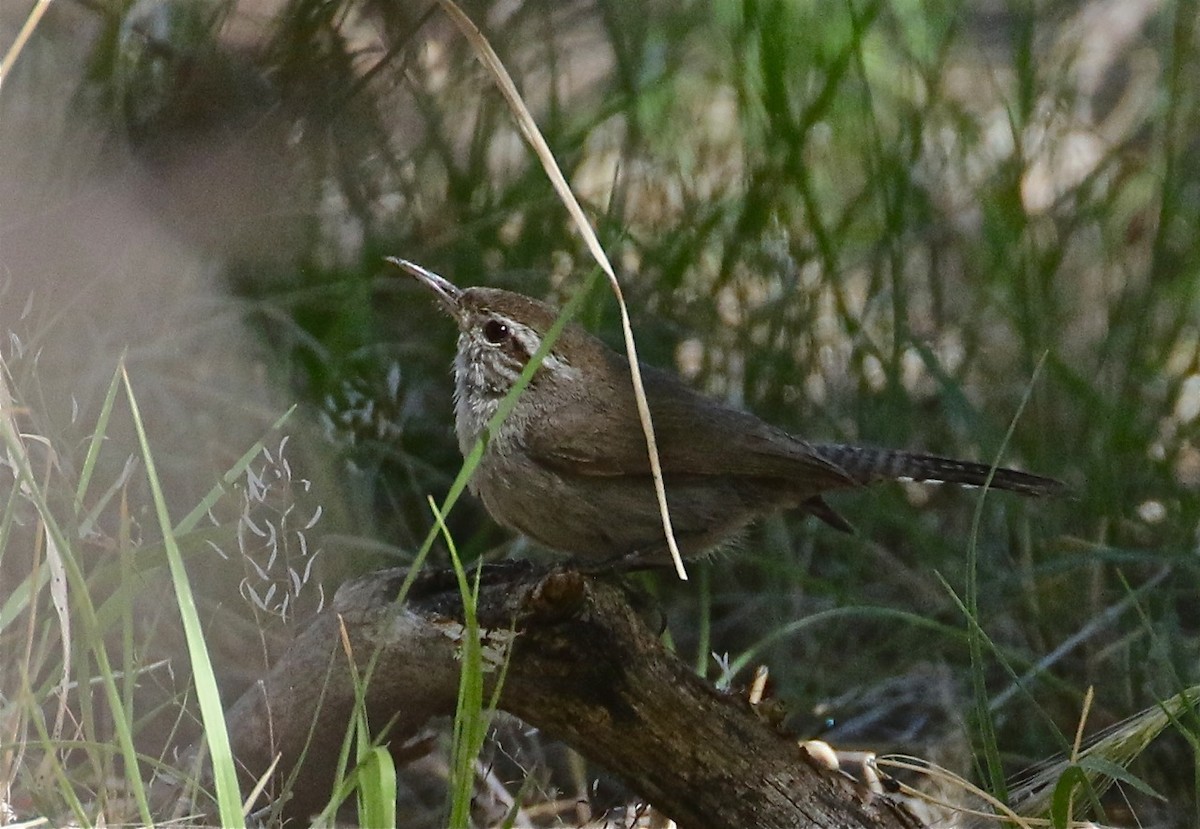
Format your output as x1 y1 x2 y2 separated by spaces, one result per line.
813 444 1064 498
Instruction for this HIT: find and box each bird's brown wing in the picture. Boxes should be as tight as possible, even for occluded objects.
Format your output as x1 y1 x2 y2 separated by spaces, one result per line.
523 358 855 492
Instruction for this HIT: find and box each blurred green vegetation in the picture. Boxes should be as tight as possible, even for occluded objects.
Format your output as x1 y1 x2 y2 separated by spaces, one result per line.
2 0 1198 825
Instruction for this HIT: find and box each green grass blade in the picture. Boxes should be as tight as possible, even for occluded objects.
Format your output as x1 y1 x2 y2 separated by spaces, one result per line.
0 566 49 635
1076 755 1163 800
1049 765 1090 829
121 366 244 828
74 358 124 512
173 404 298 535
431 495 487 829
729 605 967 680
963 354 1048 801
356 746 397 829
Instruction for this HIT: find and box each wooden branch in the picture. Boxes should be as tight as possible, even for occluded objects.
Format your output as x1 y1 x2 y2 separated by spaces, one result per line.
186 565 925 828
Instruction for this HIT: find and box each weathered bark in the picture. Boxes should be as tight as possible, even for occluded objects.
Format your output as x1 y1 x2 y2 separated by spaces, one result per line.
189 565 924 828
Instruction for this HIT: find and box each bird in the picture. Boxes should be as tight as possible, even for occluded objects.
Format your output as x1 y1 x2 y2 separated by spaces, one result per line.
390 257 1062 566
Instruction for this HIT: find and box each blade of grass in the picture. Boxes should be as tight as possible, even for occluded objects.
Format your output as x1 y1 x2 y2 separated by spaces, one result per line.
74 358 124 513
77 455 137 540
351 634 383 827
430 495 488 829
240 751 281 818
0 0 54 91
356 745 397 829
311 615 394 827
728 605 966 679
962 354 1048 801
694 563 712 676
173 404 297 536
0 567 48 635
121 365 244 828
118 489 138 792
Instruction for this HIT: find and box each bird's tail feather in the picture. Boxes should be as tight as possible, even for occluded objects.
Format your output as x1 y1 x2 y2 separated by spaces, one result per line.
813 444 1063 498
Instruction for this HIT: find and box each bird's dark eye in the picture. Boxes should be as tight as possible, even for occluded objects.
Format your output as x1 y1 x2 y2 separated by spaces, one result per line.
482 319 510 345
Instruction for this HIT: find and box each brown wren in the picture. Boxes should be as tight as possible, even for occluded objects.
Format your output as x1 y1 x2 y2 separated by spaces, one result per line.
391 258 1061 565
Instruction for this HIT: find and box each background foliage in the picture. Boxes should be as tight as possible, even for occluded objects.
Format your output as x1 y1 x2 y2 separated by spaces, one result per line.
0 0 1197 825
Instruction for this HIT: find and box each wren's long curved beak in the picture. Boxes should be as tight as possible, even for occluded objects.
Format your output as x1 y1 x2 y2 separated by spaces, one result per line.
386 257 462 319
